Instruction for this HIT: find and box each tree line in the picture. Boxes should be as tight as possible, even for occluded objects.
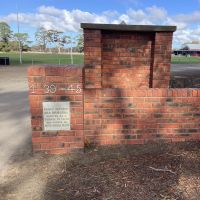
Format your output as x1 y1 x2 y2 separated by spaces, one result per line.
0 21 83 53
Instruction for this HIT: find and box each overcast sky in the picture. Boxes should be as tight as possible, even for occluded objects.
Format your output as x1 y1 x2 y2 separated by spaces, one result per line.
1 0 200 47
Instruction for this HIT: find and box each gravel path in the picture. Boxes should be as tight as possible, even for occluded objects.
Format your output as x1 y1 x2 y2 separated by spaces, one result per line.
0 66 31 170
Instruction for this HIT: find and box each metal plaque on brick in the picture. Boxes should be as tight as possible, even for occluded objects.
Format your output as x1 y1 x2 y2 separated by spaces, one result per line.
43 102 70 131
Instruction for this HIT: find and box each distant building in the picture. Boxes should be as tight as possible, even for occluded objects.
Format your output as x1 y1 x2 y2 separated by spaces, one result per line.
173 44 200 56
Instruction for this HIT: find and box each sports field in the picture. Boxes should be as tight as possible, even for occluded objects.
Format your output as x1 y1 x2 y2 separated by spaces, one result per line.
0 52 84 66
172 55 200 64
1 52 200 65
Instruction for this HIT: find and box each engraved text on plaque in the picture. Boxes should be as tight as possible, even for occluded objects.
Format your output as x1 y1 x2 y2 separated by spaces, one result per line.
43 102 70 131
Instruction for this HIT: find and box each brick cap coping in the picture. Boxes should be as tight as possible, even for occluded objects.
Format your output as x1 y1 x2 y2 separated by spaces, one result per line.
81 23 177 32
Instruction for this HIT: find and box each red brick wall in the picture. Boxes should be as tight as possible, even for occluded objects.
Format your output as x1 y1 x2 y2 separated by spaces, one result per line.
84 29 102 88
102 31 153 88
28 28 200 155
28 66 84 154
83 30 173 89
28 67 200 154
151 32 173 88
84 88 200 145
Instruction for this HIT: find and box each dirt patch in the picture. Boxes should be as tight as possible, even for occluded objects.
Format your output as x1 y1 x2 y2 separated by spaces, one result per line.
1 141 200 200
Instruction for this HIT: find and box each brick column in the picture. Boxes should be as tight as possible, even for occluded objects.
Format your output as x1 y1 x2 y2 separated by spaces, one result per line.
84 29 102 88
28 66 84 154
151 32 173 88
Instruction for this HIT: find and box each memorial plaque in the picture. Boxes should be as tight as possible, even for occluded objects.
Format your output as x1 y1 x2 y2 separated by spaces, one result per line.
43 102 70 131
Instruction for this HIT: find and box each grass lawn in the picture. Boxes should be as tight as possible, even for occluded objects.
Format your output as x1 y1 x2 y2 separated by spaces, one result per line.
0 52 84 66
171 55 200 64
1 52 200 65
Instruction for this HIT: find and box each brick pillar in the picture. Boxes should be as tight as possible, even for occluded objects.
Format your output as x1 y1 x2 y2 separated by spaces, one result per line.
82 24 175 89
28 66 84 154
84 29 102 88
151 32 173 88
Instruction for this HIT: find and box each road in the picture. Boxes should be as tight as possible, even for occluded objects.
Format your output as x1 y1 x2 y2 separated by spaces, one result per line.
171 64 200 78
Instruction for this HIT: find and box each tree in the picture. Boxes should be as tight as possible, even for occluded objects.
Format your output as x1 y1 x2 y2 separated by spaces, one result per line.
9 41 19 51
56 34 67 54
59 35 71 52
66 36 77 64
13 33 31 64
0 22 12 43
76 34 84 53
0 22 12 52
47 29 63 53
14 33 31 51
35 27 48 52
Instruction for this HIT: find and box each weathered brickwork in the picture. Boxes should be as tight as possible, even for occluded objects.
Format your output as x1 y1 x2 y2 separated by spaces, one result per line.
84 29 102 88
102 31 153 88
83 28 174 89
28 66 84 154
28 24 200 154
84 88 200 145
29 66 200 154
151 32 173 88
